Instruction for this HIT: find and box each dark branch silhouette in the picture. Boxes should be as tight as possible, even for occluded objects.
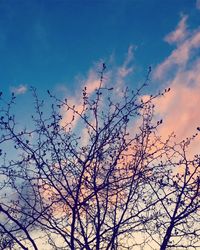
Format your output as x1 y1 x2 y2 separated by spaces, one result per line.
0 65 199 249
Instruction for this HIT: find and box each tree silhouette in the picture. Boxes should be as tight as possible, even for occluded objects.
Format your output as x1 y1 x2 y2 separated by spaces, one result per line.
0 65 199 250
144 139 200 249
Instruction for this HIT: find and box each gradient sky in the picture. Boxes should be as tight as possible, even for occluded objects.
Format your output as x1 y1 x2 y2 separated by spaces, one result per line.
0 3 200 248
0 0 200 148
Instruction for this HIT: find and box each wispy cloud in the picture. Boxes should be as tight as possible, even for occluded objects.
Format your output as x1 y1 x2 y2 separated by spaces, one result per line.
153 15 200 154
60 46 135 129
117 45 135 80
60 67 105 128
10 84 27 95
164 15 188 44
154 20 200 80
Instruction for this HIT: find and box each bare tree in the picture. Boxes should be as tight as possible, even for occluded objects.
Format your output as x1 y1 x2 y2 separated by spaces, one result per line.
143 137 200 250
0 66 199 250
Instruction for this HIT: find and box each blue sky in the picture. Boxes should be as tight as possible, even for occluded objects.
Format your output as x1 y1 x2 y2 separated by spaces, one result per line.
0 0 200 145
0 0 199 93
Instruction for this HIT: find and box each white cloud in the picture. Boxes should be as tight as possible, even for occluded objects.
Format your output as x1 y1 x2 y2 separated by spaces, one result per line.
196 0 200 10
10 84 27 95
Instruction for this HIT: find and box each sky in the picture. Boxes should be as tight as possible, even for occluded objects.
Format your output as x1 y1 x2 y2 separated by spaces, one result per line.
0 1 200 249
0 0 200 152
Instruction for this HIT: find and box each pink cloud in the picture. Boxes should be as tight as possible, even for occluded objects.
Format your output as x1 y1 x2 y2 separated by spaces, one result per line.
155 61 200 139
10 84 27 95
164 15 188 44
84 70 102 94
154 20 200 80
155 85 200 155
153 15 200 155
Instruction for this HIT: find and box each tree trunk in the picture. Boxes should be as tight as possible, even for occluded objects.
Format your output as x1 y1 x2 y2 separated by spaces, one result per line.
160 224 174 250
